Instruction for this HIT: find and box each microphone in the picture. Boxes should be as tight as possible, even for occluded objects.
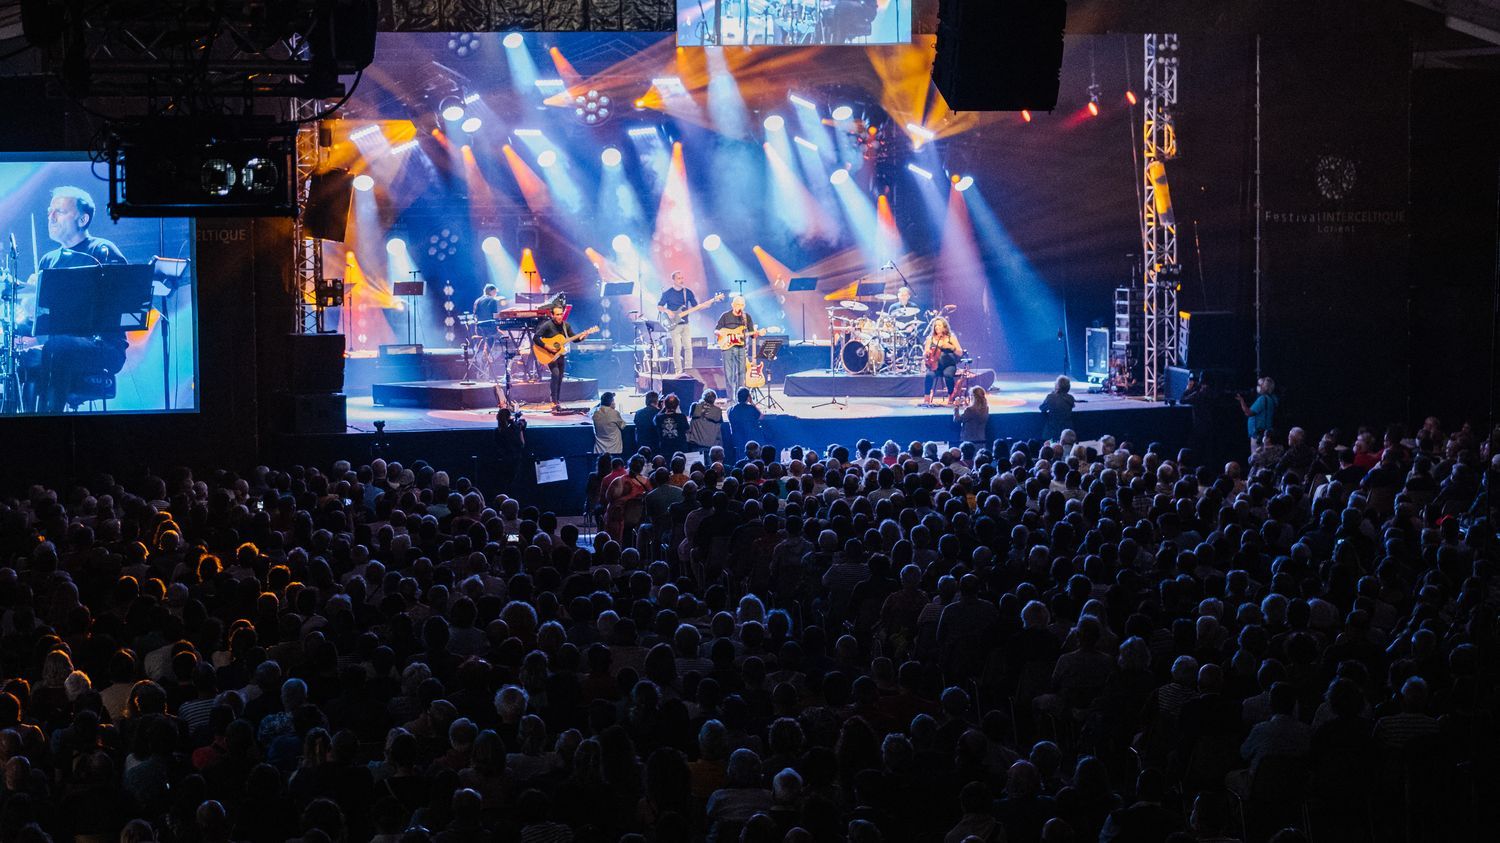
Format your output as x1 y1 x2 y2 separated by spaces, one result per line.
7 234 16 259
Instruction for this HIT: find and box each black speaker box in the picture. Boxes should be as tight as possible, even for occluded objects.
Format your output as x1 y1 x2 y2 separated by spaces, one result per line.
287 333 346 393
683 366 727 392
278 392 347 435
934 0 1067 111
304 169 353 242
661 376 704 408
1179 310 1236 370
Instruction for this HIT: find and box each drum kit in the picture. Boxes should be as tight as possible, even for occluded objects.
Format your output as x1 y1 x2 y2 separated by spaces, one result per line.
826 293 929 375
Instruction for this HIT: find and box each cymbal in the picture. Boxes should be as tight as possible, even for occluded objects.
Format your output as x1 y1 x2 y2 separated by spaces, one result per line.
892 306 920 318
840 300 869 312
872 293 899 301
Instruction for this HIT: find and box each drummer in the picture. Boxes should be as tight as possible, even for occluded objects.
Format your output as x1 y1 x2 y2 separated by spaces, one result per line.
884 285 922 331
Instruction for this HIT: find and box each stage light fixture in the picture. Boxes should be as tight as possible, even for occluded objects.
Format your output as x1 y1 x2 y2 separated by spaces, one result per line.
1021 110 1033 122
1125 90 1138 105
482 236 502 255
448 33 482 58
793 136 818 151
1087 101 1099 117
514 129 542 137
440 98 465 122
634 99 646 109
905 122 936 142
461 116 483 133
788 93 816 109
830 168 850 185
537 150 557 168
349 125 382 142
907 163 933 180
611 234 632 252
601 147 622 167
627 126 656 138
954 175 974 192
831 105 853 121
386 237 406 253
503 32 524 49
703 234 722 252
389 140 419 155
352 174 375 192
763 114 785 132
109 118 297 217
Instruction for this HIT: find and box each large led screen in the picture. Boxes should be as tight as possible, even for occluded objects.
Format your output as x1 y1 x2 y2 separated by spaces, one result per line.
678 0 912 46
0 155 197 416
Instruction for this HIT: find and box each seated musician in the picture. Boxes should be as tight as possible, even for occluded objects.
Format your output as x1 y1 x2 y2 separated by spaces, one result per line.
472 284 505 325
20 186 129 413
923 317 963 404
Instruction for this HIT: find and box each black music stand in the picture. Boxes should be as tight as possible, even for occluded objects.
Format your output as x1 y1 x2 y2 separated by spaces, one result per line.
753 336 785 411
787 276 818 345
393 279 425 346
633 318 666 395
35 264 152 335
855 279 887 299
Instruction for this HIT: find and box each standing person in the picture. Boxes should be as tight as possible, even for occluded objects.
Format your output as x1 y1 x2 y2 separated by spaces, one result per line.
954 386 989 446
689 389 724 457
23 185 130 413
727 387 763 462
657 271 699 374
533 301 594 412
714 296 760 399
591 392 625 456
1237 376 1278 458
1039 375 1075 442
494 408 528 492
604 455 652 541
922 317 963 404
634 391 661 454
655 394 689 457
472 284 504 322
1181 372 1217 462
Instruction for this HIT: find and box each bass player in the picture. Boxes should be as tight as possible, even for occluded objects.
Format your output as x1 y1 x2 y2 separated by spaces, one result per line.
657 271 703 374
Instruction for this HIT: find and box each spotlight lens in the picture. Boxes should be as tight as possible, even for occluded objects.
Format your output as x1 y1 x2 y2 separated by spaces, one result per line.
352 174 375 192
442 104 465 121
763 114 784 132
601 147 622 167
830 168 850 186
537 150 557 168
955 176 974 192
481 236 502 255
240 158 279 195
611 234 632 253
503 32 523 49
201 159 237 196
461 116 482 133
1021 110 1033 122
1088 101 1099 116
831 105 853 121
702 234 722 252
386 238 406 253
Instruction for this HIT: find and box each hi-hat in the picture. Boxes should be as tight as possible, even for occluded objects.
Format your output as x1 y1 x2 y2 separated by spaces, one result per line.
892 306 920 318
840 300 869 312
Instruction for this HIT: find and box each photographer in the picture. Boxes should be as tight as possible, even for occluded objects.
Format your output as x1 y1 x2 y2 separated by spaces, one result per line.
494 407 527 492
1237 376 1279 459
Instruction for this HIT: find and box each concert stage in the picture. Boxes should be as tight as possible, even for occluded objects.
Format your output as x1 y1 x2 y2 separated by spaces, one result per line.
783 368 997 398
372 377 599 409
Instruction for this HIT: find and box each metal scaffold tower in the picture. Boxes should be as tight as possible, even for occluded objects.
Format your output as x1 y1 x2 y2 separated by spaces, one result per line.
290 95 326 335
1141 33 1179 400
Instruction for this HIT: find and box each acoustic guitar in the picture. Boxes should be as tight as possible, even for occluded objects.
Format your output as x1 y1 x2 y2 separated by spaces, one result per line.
533 325 599 365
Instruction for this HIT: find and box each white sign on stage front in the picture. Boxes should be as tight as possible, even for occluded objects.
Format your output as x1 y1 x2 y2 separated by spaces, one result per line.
535 458 568 484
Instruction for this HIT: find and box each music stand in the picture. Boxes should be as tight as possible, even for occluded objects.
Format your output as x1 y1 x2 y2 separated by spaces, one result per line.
753 335 785 411
633 318 666 394
393 279 425 346
601 281 634 297
35 265 153 335
787 276 818 345
855 279 887 299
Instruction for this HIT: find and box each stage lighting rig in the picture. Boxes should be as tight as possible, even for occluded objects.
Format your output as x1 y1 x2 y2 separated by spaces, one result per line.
106 117 298 218
20 0 376 105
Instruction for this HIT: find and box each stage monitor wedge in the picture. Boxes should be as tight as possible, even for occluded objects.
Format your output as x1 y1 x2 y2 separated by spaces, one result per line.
934 0 1067 111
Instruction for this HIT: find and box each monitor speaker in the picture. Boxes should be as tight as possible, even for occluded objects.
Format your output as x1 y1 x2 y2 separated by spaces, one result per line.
661 376 704 408
933 0 1067 111
683 366 728 393
287 333 346 393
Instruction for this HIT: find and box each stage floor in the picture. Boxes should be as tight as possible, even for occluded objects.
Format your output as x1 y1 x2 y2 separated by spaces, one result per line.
344 372 1177 438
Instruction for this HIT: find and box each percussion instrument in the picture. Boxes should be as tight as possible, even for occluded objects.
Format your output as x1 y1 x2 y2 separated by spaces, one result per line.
839 300 868 312
873 292 899 301
891 306 920 319
840 339 884 374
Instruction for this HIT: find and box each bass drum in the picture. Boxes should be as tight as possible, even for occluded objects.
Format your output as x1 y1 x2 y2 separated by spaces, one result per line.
840 339 885 374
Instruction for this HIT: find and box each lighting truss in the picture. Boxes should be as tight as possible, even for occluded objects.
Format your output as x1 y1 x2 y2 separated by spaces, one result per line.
1141 33 1179 400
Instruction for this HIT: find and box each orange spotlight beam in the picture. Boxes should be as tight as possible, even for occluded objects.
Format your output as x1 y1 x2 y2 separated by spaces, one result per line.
501 144 552 213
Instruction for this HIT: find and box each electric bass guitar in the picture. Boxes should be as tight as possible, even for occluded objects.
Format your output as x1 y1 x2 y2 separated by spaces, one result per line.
714 324 780 350
533 325 600 365
661 291 725 326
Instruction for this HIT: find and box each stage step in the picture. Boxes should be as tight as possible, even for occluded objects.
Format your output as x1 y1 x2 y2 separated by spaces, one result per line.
372 378 598 410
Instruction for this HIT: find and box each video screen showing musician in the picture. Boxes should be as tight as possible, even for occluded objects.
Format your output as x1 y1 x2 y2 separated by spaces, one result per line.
657 271 697 374
714 295 756 398
472 284 504 323
923 316 964 404
1 158 196 416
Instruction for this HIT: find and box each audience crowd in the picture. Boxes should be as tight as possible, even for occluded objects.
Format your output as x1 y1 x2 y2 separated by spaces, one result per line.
0 411 1496 843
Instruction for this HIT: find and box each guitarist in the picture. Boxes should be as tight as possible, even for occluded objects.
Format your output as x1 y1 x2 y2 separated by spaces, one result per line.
713 295 756 399
657 271 698 374
534 301 578 411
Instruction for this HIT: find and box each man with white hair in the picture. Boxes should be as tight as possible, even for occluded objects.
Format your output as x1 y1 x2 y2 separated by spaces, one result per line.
713 294 759 398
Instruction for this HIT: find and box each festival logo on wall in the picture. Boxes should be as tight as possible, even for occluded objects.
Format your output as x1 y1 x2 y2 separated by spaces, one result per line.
1263 149 1406 235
